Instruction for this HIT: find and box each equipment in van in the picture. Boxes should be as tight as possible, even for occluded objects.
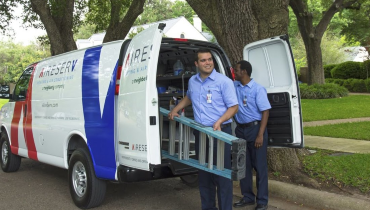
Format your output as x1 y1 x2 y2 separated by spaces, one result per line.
0 23 303 209
173 59 184 76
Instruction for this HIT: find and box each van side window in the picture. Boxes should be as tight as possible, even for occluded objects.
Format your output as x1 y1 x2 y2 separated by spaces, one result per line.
13 67 33 101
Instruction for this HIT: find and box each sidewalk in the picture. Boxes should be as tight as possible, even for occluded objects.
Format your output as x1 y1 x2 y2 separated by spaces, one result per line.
233 117 370 210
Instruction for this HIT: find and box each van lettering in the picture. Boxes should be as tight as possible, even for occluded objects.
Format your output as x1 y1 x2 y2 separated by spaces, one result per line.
72 59 78 71
134 49 140 63
141 46 148 62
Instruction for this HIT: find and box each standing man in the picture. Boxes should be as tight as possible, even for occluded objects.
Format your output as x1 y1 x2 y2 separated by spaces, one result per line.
233 60 271 210
168 48 238 210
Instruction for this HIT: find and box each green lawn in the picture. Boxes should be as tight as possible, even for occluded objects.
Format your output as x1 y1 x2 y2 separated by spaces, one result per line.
302 149 370 193
0 99 8 109
304 121 370 140
301 95 370 122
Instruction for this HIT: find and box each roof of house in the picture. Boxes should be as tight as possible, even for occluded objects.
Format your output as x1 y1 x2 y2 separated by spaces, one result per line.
76 16 208 49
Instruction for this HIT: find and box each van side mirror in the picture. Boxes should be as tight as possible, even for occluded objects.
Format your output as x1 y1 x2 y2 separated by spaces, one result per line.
0 85 10 99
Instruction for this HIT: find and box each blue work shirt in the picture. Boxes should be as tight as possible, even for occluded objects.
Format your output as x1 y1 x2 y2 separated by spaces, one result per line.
187 69 238 127
234 79 271 124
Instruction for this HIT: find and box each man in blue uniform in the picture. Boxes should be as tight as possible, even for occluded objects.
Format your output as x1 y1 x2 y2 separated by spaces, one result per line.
168 48 238 210
232 60 271 210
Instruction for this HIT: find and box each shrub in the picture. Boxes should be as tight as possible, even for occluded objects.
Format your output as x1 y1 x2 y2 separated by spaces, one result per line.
350 79 367 92
363 60 370 79
325 78 334 83
342 79 354 90
323 64 337 78
299 83 349 99
331 61 363 79
365 79 370 92
326 78 345 86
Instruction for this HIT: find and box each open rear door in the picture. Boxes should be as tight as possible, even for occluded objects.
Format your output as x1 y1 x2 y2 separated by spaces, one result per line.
117 23 165 170
243 35 303 148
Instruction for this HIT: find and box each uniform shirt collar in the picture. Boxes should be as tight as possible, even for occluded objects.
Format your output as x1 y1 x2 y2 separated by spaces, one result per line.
236 78 255 88
196 69 216 82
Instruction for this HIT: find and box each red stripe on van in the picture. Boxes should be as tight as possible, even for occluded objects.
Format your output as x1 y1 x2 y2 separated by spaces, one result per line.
10 102 23 155
23 65 37 160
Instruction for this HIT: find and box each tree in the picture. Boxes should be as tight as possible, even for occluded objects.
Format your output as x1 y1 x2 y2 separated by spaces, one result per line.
341 1 370 50
0 0 146 55
24 0 87 56
185 0 289 65
0 41 50 84
85 0 146 43
289 0 362 85
185 0 316 184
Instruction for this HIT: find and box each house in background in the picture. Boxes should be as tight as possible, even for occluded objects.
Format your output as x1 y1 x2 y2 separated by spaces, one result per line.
76 16 209 49
343 46 369 62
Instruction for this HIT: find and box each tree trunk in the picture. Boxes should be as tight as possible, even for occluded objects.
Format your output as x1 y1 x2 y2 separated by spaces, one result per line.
305 39 325 84
30 0 77 56
103 0 146 43
186 0 310 178
289 0 361 85
186 0 289 65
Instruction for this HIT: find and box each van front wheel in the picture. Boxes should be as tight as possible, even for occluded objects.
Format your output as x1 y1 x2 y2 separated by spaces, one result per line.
0 133 21 172
68 148 106 209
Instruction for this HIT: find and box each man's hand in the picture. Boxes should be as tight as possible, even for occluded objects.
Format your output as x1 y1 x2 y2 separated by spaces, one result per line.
213 121 222 131
168 111 180 120
255 134 264 148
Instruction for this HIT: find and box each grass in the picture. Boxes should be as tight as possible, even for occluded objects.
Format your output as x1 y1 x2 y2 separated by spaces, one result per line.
302 149 370 193
0 99 8 109
304 121 370 141
301 95 370 122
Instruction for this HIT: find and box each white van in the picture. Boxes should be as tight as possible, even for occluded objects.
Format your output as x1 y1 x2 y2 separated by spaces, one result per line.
0 23 303 208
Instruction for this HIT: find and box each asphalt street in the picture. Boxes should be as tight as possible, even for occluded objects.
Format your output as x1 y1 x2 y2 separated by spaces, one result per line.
0 158 322 210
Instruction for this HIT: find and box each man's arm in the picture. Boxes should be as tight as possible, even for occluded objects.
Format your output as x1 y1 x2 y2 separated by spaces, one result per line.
213 104 239 131
255 109 269 148
168 96 192 120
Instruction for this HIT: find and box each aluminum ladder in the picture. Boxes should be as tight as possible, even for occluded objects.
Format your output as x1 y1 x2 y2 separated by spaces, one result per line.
159 107 246 181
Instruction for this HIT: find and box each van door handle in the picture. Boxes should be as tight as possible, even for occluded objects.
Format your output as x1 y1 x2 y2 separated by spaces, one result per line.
24 104 27 116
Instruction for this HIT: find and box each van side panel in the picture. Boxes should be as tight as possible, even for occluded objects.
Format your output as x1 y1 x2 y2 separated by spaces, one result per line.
81 46 118 180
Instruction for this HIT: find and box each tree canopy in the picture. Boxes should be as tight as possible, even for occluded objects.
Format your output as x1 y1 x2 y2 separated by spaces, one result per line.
0 41 50 84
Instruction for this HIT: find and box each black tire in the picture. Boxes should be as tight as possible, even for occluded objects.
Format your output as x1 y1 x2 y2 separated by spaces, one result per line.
0 132 21 172
68 148 106 209
180 174 199 187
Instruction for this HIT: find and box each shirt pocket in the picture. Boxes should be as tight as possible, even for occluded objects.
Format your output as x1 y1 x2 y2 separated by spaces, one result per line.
202 86 222 108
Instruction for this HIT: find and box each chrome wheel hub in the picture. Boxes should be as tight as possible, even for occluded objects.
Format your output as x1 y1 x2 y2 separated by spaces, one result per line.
72 161 87 197
1 141 8 165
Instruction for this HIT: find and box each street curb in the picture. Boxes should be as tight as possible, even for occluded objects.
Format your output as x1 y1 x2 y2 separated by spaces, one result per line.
233 179 370 210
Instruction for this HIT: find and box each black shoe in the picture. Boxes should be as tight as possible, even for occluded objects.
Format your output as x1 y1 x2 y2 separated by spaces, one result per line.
233 198 255 208
255 204 268 210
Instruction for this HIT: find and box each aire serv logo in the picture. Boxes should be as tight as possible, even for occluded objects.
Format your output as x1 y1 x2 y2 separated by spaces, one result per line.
39 59 78 78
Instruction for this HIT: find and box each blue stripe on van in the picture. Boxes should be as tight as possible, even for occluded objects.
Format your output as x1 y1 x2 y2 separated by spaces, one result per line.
82 46 117 180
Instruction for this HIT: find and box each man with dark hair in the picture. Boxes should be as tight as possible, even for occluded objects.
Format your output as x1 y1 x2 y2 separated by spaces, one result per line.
169 48 238 210
233 60 271 210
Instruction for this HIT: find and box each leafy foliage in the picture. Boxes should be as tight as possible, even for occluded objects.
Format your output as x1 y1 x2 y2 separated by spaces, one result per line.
0 0 19 33
340 1 370 47
331 61 365 79
85 0 131 32
323 64 337 78
299 83 348 99
0 41 50 84
20 0 87 33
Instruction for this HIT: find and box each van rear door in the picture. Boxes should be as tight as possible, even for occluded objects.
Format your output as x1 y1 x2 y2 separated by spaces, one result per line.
243 35 303 147
117 23 165 170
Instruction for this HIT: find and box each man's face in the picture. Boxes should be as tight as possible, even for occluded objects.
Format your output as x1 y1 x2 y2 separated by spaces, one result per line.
234 64 243 81
195 52 214 75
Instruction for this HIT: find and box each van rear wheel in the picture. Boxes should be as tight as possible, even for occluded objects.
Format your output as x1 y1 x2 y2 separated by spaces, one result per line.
180 174 198 187
0 133 21 172
68 148 106 209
